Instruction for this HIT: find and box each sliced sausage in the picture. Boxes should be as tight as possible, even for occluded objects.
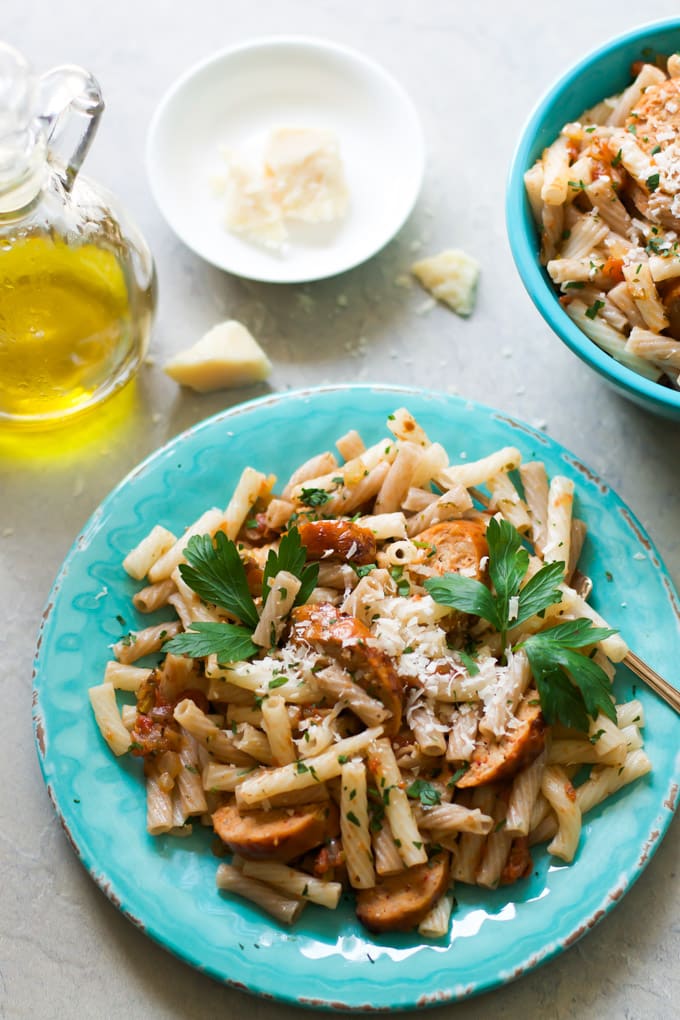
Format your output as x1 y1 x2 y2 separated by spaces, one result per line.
355 853 450 933
290 602 403 735
410 520 489 582
212 801 338 862
456 693 546 788
297 520 377 565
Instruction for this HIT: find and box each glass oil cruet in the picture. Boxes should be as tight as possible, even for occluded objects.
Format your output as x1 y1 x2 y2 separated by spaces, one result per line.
0 43 156 426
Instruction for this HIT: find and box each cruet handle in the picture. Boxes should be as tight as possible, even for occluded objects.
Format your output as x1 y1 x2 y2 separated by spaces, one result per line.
37 65 104 191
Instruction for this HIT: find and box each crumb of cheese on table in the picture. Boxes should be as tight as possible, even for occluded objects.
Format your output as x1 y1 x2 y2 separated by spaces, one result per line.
411 249 480 316
163 321 272 392
222 127 348 249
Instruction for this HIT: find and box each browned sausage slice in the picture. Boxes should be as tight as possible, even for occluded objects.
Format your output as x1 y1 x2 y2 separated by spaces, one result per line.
455 694 545 788
212 801 338 862
297 520 377 565
290 602 403 735
355 853 450 933
410 520 489 582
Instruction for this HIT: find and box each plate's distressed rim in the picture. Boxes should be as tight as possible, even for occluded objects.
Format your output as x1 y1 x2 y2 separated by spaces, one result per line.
32 384 680 1012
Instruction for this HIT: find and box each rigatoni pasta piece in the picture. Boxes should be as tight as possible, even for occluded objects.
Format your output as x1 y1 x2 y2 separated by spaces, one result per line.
176 735 208 816
606 63 667 126
413 802 493 835
367 738 427 867
564 299 662 380
335 429 365 460
488 472 531 533
405 485 472 537
372 822 406 876
386 407 430 446
104 661 152 693
418 893 453 938
542 475 574 573
437 447 521 490
123 525 177 581
252 570 301 647
113 620 182 665
174 698 255 765
216 864 305 925
358 512 408 541
506 751 546 836
315 664 390 728
625 328 680 370
145 760 174 835
132 578 176 613
236 727 383 807
148 508 227 583
410 701 447 757
282 451 338 499
541 135 571 206
240 860 342 909
475 797 513 889
374 442 423 514
622 260 669 333
261 695 296 765
560 212 608 260
585 177 632 236
201 761 251 792
524 162 544 224
519 461 549 554
541 764 581 862
341 760 375 889
89 682 133 756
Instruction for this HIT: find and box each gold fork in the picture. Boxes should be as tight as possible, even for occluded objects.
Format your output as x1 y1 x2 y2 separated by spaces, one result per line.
572 570 680 715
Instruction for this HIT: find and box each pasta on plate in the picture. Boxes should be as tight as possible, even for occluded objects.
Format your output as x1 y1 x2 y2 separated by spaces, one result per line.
525 53 680 388
90 408 650 936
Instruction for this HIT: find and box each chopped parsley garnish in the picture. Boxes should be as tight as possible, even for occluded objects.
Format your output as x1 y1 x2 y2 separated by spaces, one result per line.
268 676 288 689
646 173 660 192
651 144 661 155
585 299 605 320
406 779 442 808
458 649 480 676
299 487 331 507
353 562 377 579
346 810 361 827
612 149 623 167
447 762 470 786
564 281 586 289
389 565 411 597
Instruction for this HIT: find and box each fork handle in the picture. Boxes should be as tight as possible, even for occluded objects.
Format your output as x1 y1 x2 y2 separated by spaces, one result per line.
624 651 680 715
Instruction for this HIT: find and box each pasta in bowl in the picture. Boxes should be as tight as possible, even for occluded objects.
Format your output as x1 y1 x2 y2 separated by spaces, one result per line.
90 405 650 937
507 19 680 419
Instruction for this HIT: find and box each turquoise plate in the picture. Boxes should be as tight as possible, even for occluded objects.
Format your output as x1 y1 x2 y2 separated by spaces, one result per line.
32 385 680 1011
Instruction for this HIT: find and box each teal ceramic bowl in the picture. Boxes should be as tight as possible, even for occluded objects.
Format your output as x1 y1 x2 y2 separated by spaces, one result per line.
32 386 680 1011
507 19 680 421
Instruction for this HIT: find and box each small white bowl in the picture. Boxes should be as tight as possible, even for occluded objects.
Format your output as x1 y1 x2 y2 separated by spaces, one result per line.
147 36 425 283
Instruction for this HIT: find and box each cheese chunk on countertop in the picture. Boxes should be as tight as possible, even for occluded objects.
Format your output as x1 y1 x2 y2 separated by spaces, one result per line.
163 321 272 392
411 249 480 317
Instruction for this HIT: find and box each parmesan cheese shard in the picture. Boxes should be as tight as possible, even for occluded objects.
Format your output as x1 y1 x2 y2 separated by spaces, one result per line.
264 127 349 224
163 321 272 392
220 127 348 249
411 249 480 317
